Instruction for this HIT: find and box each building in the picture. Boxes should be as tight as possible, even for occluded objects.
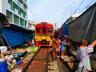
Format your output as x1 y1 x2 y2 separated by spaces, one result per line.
0 0 27 27
27 20 35 31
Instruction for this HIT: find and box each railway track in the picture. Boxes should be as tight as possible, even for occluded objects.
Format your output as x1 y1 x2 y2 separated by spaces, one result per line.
23 47 49 72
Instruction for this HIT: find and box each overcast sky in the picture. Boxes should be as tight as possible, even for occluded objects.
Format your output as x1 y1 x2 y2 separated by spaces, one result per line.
27 0 96 28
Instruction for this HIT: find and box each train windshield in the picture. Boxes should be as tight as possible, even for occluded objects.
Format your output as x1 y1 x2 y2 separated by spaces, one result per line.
36 27 40 33
48 28 53 33
42 27 46 34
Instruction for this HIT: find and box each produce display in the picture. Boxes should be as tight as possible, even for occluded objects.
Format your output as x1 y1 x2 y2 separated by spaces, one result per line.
0 45 39 72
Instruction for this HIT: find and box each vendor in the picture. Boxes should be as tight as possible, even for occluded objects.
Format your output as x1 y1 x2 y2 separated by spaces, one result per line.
77 39 96 72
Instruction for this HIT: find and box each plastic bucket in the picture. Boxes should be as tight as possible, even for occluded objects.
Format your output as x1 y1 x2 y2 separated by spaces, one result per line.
16 59 22 65
0 60 8 72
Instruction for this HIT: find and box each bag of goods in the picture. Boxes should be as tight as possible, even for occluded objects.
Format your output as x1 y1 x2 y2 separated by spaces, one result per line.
5 55 13 61
16 57 22 65
7 59 16 71
12 68 22 72
0 46 7 53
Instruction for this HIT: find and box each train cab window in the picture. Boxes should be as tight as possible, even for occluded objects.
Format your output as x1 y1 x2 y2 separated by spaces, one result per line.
42 27 46 33
36 27 40 33
48 28 53 33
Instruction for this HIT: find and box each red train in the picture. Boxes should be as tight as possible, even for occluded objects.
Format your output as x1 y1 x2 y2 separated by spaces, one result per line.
35 22 54 46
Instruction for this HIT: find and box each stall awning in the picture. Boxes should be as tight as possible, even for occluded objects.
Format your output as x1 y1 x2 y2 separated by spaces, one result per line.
1 27 34 47
61 24 68 37
2 29 24 47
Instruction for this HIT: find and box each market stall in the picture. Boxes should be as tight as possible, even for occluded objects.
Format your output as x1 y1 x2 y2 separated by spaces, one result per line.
0 13 37 72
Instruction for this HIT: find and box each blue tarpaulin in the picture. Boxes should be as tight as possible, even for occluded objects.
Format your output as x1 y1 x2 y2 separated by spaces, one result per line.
61 24 68 37
23 33 33 42
2 29 23 47
1 29 33 47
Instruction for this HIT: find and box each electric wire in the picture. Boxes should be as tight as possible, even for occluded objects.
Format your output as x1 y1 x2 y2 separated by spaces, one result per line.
28 6 40 21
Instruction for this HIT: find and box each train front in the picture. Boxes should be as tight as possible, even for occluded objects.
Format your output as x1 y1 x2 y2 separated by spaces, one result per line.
35 22 54 47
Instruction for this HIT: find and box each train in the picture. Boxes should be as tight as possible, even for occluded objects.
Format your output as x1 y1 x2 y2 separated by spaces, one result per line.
35 22 54 46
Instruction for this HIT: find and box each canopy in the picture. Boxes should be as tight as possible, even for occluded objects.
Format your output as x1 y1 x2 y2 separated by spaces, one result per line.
61 24 68 37
1 24 34 47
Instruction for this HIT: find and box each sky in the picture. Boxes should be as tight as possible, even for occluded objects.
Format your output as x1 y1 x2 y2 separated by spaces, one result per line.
27 0 96 29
